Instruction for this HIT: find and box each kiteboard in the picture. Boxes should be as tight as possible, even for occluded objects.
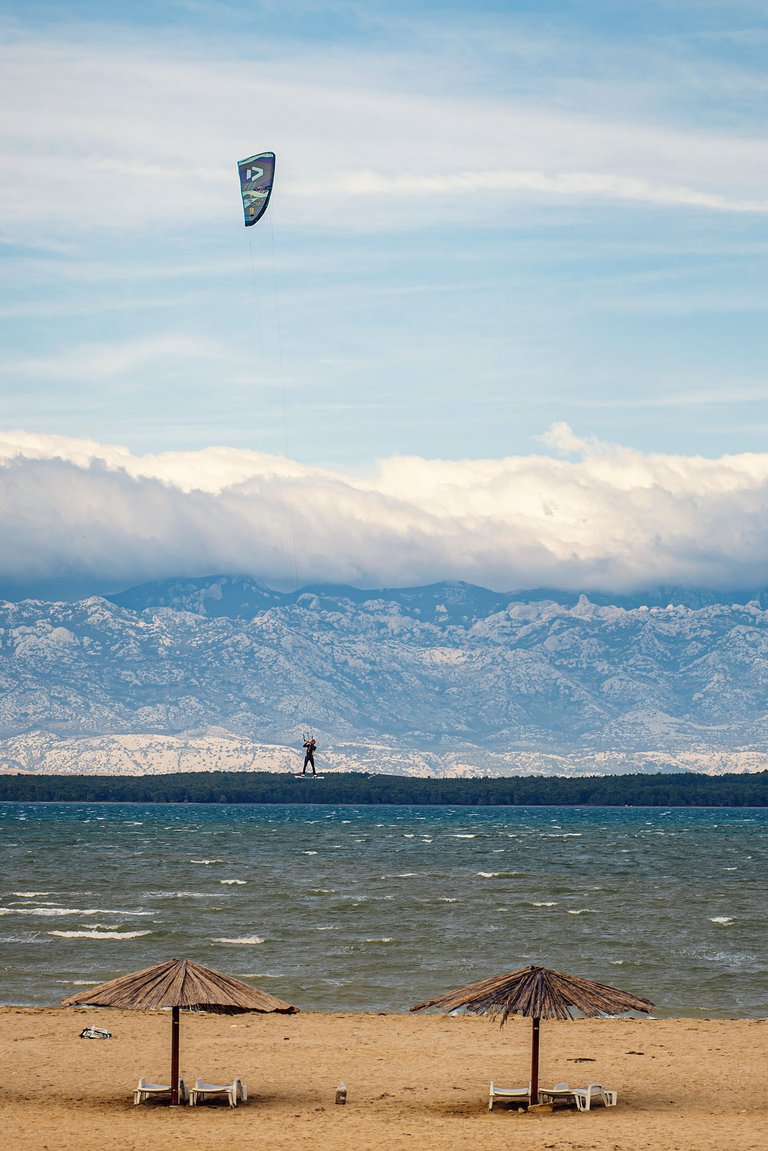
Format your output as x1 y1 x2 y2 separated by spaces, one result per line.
294 774 324 779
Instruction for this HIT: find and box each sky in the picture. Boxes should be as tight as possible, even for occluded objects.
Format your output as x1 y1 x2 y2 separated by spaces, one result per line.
2 1 768 597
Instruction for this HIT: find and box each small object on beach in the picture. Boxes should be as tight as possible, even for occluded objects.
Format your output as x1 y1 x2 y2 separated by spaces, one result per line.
79 1026 112 1039
335 1081 347 1104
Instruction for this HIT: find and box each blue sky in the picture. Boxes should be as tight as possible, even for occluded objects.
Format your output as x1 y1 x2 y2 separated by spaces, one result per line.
2 2 768 594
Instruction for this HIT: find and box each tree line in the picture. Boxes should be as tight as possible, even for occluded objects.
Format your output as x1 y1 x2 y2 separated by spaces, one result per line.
0 769 766 806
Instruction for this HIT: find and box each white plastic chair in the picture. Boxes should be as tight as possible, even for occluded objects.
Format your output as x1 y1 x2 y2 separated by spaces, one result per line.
488 1081 530 1109
134 1077 187 1104
189 1076 248 1108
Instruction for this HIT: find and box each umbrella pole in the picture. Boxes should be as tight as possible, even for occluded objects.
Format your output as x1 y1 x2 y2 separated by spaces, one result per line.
530 1016 540 1105
170 1006 180 1105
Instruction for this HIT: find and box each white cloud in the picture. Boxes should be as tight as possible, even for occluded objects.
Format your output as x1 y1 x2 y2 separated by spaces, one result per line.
4 335 224 384
2 426 768 595
2 24 768 242
336 168 768 214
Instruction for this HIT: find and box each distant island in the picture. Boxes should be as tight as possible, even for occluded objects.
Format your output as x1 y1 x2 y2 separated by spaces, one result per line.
1 770 766 806
5 576 768 781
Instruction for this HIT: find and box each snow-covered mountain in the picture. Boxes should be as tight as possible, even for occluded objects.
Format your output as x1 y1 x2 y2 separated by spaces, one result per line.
2 576 768 777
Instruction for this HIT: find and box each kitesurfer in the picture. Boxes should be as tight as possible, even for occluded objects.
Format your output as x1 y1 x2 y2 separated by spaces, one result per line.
302 737 317 775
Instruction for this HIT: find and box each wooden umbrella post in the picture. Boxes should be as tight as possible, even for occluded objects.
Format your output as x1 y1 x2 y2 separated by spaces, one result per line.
170 1006 180 1105
530 1016 540 1105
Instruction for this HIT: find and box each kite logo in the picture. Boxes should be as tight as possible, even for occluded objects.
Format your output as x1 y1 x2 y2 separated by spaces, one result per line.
246 167 264 182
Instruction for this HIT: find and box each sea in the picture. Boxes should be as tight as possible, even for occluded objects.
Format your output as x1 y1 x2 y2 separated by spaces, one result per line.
1 802 766 1018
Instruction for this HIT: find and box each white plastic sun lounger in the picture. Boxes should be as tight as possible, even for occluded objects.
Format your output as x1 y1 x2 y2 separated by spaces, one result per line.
537 1082 578 1108
572 1083 617 1111
134 1077 187 1105
489 1082 530 1109
538 1082 617 1111
189 1076 248 1108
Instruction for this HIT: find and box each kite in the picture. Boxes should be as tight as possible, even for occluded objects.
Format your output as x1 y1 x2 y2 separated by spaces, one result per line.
237 152 276 226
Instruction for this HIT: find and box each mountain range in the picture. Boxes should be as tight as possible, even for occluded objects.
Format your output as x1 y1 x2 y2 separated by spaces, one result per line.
1 574 768 777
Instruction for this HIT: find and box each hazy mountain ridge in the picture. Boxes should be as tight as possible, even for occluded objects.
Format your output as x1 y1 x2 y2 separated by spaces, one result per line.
107 574 768 620
2 576 768 777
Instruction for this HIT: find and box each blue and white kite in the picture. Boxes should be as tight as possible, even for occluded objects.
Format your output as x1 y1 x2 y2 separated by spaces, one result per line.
237 152 276 226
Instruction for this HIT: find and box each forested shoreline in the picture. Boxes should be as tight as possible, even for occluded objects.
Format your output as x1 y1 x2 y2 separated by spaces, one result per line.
0 769 766 806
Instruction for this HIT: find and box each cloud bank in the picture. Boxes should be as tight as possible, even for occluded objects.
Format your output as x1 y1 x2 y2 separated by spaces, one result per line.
2 426 768 597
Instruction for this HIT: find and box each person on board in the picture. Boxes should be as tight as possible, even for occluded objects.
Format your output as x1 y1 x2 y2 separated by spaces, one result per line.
302 737 317 775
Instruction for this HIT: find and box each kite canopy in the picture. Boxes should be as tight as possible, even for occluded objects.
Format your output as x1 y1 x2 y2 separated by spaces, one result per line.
237 151 276 226
61 957 296 1014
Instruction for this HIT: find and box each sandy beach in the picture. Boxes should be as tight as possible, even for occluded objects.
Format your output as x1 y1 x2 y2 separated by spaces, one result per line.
1 1006 765 1151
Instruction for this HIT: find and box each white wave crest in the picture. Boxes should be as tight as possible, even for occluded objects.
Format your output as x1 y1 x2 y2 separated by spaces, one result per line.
1 906 152 917
220 879 247 885
49 929 152 939
709 916 734 925
150 891 225 899
213 936 265 945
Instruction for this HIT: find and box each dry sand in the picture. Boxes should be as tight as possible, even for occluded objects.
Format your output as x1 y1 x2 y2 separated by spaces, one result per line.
1 1006 766 1151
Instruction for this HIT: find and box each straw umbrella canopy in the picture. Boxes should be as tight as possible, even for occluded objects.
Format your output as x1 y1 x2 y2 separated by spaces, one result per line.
62 958 297 1105
411 964 653 1104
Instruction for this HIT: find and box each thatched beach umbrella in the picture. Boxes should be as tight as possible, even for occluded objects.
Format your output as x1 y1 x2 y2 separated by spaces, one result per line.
62 957 297 1105
411 964 653 1104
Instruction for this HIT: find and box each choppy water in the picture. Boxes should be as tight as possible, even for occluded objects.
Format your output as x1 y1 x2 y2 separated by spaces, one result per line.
1 803 766 1017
